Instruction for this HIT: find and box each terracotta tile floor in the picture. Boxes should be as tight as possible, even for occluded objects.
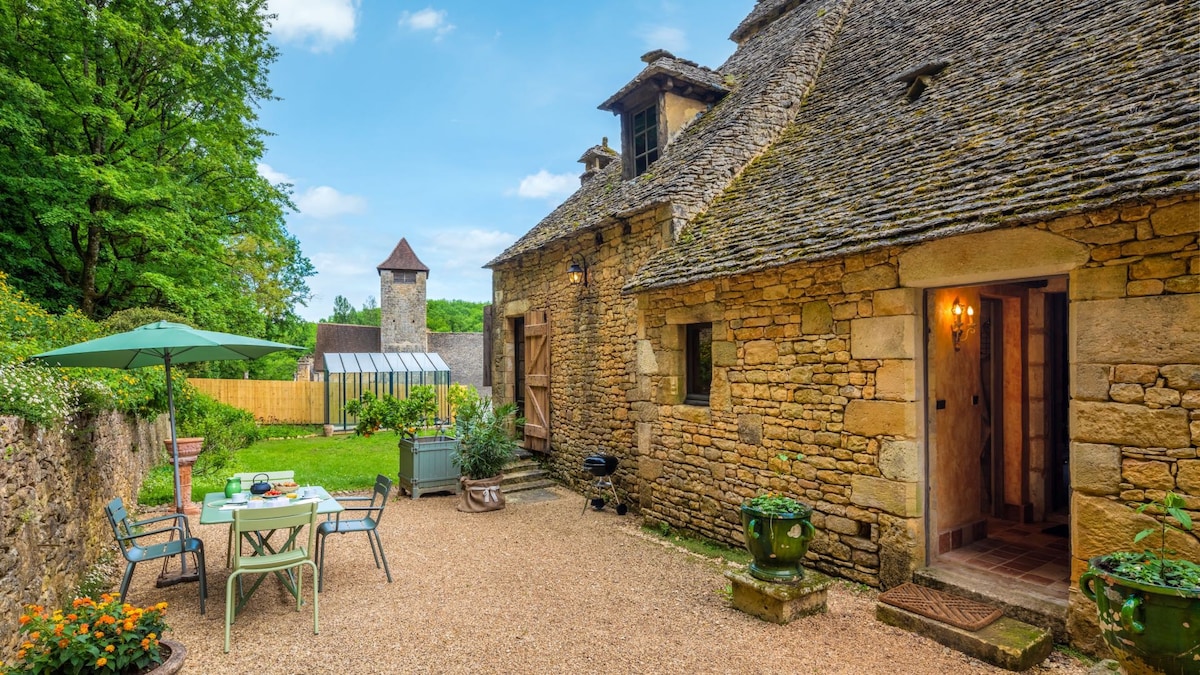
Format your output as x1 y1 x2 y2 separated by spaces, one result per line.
937 519 1072 596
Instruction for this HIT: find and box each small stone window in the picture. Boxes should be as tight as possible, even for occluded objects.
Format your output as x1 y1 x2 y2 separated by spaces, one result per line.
685 322 712 406
631 103 660 177
394 271 417 284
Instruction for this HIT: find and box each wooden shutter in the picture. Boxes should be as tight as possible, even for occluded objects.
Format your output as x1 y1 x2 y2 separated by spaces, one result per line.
523 309 550 452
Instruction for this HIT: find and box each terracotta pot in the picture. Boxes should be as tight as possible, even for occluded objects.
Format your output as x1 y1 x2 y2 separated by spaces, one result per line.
148 639 187 675
164 437 204 464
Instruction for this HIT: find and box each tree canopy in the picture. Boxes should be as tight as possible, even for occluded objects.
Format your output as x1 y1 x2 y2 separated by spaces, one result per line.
321 295 485 333
0 0 312 336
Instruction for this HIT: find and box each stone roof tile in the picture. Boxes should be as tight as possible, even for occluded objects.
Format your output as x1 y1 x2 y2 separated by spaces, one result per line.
487 0 850 268
628 0 1199 291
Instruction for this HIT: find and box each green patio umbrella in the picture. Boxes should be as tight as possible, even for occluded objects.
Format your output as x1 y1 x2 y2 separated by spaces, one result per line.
33 321 303 512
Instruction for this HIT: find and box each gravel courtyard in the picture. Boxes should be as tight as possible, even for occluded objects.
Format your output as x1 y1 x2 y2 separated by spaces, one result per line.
129 486 1090 674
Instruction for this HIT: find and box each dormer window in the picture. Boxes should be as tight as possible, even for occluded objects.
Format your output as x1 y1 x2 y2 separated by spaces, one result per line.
631 104 660 176
598 49 729 180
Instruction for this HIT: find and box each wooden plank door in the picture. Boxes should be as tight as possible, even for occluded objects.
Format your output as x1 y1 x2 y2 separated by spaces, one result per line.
523 309 550 452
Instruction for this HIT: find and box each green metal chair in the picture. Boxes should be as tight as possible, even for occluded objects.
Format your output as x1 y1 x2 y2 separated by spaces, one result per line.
224 500 318 653
316 474 393 590
104 497 207 615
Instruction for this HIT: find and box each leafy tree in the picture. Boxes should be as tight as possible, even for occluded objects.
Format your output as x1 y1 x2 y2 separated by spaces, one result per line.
0 0 312 332
427 299 486 332
330 295 356 323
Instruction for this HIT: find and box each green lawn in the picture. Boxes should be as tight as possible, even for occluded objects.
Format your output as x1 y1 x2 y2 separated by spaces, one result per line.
138 433 400 506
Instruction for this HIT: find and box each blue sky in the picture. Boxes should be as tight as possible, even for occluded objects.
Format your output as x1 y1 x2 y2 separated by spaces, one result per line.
257 0 754 321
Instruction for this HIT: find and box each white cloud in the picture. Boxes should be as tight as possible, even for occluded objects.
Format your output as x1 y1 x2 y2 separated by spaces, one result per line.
257 163 293 185
516 170 577 199
398 7 455 40
296 186 367 219
639 25 687 53
267 0 358 52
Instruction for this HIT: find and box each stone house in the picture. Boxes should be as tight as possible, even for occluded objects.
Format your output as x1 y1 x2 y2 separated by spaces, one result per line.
486 0 1198 651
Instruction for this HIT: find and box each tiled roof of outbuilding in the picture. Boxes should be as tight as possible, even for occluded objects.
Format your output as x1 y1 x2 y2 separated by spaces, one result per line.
627 0 1200 291
486 0 854 268
313 324 381 372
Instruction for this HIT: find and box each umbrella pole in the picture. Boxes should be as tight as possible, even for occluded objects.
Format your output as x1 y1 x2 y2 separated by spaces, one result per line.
166 354 183 514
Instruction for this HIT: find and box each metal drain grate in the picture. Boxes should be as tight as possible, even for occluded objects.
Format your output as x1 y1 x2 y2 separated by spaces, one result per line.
879 583 1003 631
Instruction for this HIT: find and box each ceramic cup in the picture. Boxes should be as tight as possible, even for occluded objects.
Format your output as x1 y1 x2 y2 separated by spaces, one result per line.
229 493 247 504
302 487 318 499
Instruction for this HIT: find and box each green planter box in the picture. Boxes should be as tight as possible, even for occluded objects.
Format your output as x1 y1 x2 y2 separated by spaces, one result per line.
398 435 460 498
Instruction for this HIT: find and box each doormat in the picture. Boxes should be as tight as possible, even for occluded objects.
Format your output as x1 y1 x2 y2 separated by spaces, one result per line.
878 583 1003 631
1042 524 1069 538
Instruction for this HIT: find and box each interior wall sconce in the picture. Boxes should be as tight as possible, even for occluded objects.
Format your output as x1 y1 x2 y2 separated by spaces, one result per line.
951 297 976 351
567 256 589 287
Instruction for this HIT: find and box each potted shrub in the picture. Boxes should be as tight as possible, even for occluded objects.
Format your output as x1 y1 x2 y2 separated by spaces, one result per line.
5 594 186 674
1080 492 1199 675
452 391 521 513
393 385 460 498
741 491 816 583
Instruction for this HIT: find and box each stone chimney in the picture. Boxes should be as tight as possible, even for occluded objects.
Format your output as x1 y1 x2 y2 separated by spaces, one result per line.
578 137 619 184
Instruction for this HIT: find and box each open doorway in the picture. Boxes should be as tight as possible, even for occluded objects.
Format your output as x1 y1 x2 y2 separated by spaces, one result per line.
926 279 1071 599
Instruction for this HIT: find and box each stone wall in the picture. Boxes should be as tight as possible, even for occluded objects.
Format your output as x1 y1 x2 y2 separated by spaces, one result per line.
1060 196 1200 652
428 332 486 391
491 206 671 488
0 413 168 652
490 194 1197 648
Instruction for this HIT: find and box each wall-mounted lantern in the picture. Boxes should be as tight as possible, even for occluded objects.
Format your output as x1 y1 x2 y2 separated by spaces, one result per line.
951 297 976 351
567 257 589 287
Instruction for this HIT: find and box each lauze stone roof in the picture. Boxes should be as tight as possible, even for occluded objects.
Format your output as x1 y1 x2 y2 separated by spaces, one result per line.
491 0 1199 292
378 237 430 273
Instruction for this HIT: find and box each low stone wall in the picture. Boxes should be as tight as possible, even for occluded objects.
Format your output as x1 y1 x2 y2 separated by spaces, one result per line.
429 332 486 391
0 413 168 652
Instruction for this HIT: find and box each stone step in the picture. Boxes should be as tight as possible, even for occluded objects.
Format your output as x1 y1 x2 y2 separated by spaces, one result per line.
912 566 1068 642
502 468 550 486
876 602 1053 672
503 478 557 494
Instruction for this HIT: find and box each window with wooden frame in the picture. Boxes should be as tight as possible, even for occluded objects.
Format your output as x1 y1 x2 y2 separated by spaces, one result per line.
685 322 712 406
631 103 660 177
394 271 416 284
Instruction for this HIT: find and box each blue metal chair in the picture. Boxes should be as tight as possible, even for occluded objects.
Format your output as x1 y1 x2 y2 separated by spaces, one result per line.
316 474 393 590
104 497 207 615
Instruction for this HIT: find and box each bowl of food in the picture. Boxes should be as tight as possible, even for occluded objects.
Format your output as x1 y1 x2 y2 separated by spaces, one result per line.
274 481 299 491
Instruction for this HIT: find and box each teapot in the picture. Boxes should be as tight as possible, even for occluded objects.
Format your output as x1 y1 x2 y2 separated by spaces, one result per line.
224 476 242 499
249 473 272 495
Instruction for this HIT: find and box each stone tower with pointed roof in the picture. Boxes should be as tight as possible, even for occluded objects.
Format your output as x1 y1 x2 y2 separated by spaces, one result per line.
377 237 429 353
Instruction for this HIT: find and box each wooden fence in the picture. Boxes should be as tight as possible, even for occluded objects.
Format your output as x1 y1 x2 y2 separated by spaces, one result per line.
188 378 325 424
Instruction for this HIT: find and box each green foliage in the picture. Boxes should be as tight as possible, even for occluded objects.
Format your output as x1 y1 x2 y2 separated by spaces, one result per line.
0 361 77 427
744 492 809 517
1100 492 1200 590
426 299 487 332
173 388 261 479
343 385 439 437
319 296 487 333
257 424 321 439
642 524 752 566
452 392 521 480
100 308 190 335
0 0 312 326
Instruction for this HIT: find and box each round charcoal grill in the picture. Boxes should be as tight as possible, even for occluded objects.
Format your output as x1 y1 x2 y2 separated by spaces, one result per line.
582 454 627 515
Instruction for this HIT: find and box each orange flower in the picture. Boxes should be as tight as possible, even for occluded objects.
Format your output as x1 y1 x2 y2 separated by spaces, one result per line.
18 616 30 625
104 645 114 653
29 632 39 640
54 624 64 636
66 613 77 621
15 650 25 660
20 643 32 650
124 620 135 631
96 657 107 667
94 631 105 639
140 638 150 649
58 639 69 649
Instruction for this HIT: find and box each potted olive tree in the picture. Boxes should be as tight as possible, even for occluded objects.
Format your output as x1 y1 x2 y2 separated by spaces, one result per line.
452 391 521 513
1080 492 1199 674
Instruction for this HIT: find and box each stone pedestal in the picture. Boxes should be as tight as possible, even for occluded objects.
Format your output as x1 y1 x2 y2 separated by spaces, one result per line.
166 437 204 515
725 567 832 624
